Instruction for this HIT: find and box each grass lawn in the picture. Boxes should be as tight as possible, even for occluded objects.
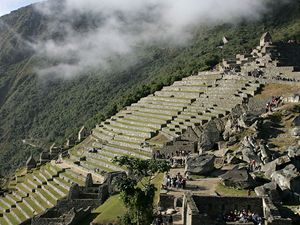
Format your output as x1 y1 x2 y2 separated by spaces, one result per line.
215 183 255 197
92 194 126 224
92 173 164 224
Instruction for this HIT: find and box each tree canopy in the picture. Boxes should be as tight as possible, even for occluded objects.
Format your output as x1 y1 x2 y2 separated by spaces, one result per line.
113 156 171 225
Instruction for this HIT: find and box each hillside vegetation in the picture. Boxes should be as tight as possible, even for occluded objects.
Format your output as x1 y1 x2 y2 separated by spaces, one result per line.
0 0 300 174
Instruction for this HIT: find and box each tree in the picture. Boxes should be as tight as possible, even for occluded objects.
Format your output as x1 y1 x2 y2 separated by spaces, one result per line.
113 156 171 225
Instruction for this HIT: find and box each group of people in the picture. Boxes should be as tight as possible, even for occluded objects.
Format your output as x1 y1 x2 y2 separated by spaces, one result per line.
265 96 282 113
154 212 173 225
163 172 186 189
224 209 263 225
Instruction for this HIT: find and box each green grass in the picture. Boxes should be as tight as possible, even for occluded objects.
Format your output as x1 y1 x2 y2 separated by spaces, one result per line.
92 194 126 224
215 183 255 197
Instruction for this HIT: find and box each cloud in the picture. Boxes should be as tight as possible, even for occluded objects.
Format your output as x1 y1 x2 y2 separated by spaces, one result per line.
32 0 278 79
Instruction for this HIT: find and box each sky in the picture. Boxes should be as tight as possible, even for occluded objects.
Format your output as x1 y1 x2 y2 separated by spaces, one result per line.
0 0 41 16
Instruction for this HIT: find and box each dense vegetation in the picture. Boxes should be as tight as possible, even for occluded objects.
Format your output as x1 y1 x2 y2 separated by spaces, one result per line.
0 0 300 174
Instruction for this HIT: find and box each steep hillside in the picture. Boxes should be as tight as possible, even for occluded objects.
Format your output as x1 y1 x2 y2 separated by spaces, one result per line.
0 0 300 174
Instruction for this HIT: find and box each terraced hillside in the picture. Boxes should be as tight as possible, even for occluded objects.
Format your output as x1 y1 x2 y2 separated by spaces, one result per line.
0 71 263 225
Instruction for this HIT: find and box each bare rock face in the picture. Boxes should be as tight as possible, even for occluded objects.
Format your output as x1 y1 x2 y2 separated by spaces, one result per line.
220 165 256 189
271 164 300 193
185 154 215 175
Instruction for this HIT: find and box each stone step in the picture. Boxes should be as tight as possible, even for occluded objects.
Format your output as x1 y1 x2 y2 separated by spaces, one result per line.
3 212 20 225
95 143 151 159
86 157 124 172
138 98 189 107
42 184 63 201
95 125 150 142
5 194 20 205
46 181 67 197
22 196 44 214
161 128 181 138
0 197 14 209
127 106 179 117
10 207 26 223
108 119 157 133
173 79 217 86
28 193 47 212
100 123 154 139
53 177 72 191
121 109 174 120
168 122 189 130
60 170 85 186
154 90 201 98
111 116 163 129
142 95 193 104
183 73 222 80
0 217 10 225
79 160 115 173
32 173 47 185
115 113 168 124
162 85 209 92
17 202 34 219
22 180 37 192
48 164 64 175
32 190 53 209
131 102 184 111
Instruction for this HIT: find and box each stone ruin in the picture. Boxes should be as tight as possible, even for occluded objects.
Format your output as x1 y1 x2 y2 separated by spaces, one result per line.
182 192 292 225
31 171 124 225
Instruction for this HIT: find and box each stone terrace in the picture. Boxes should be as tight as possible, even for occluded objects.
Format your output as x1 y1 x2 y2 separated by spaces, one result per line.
0 71 263 225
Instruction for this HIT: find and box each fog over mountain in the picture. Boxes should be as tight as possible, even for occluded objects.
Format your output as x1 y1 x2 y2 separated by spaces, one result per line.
30 0 287 79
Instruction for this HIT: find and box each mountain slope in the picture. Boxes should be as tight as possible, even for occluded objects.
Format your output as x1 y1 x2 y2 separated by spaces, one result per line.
0 0 300 174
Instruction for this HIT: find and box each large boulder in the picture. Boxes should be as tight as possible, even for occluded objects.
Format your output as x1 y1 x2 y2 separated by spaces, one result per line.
198 119 224 151
271 164 300 193
254 182 280 203
220 166 256 189
238 113 261 128
261 155 292 179
241 147 262 165
185 154 215 175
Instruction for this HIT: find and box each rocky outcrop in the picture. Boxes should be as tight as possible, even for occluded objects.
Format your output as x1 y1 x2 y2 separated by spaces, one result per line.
198 119 224 152
271 164 300 193
220 165 256 189
185 154 215 175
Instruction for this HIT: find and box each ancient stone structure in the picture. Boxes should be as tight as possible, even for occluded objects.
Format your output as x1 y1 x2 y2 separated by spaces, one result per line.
182 192 292 225
1 32 300 225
